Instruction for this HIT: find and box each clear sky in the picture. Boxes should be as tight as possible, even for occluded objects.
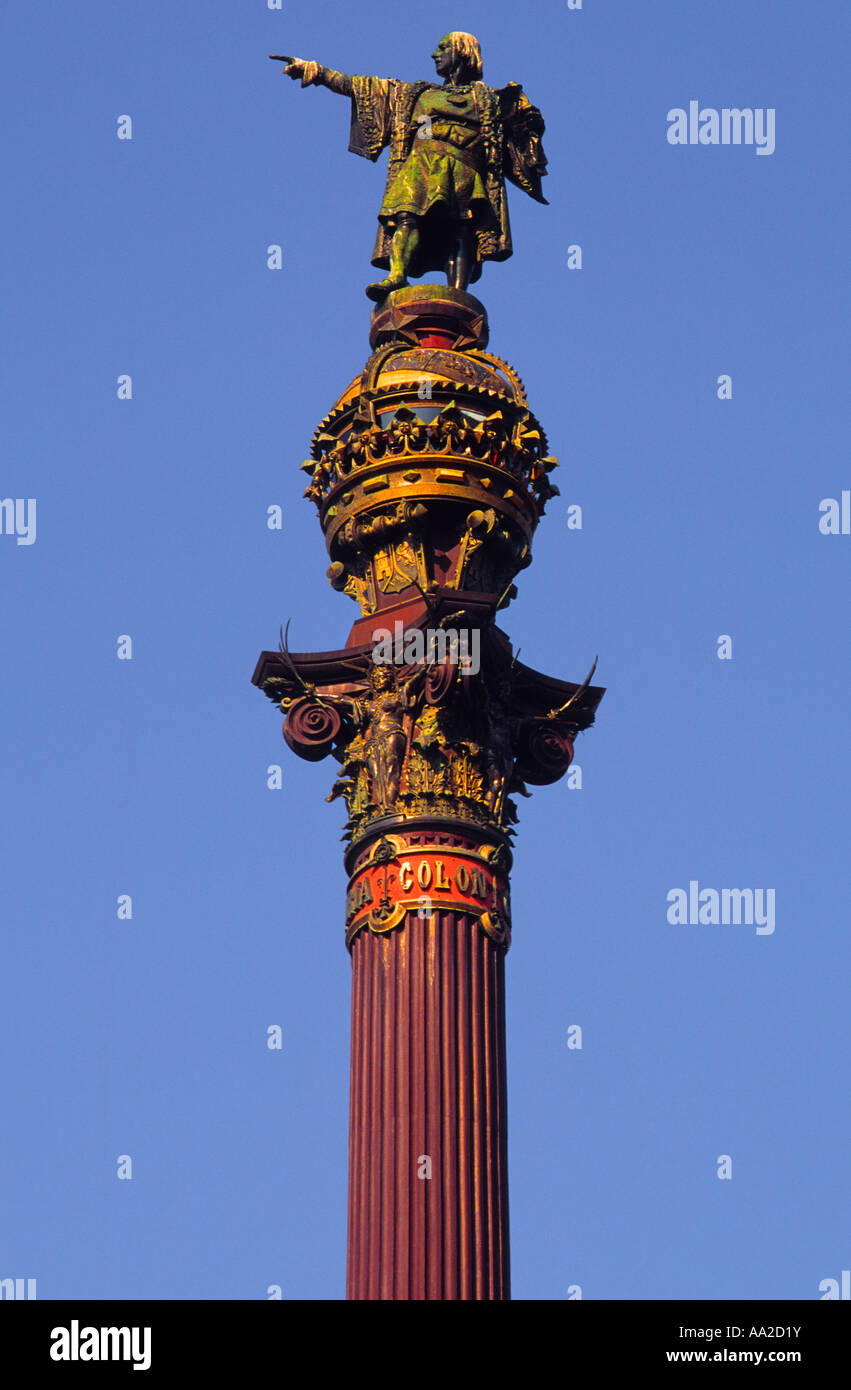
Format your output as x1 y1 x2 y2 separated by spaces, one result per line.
1 1 847 1300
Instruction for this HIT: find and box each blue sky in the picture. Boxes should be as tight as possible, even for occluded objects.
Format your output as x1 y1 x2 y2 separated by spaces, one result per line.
1 1 847 1299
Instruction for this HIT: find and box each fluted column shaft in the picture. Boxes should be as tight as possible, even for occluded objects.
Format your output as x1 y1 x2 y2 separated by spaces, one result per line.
346 910 510 1300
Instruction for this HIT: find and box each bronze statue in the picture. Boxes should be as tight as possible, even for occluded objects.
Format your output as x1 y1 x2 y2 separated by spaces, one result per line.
293 662 423 814
348 665 420 811
271 33 548 301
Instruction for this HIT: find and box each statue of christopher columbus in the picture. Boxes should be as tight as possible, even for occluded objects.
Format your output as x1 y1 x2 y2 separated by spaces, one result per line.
272 32 549 301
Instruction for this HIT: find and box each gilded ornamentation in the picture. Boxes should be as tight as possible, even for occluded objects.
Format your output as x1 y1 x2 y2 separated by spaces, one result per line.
343 834 513 950
273 638 591 844
303 399 557 512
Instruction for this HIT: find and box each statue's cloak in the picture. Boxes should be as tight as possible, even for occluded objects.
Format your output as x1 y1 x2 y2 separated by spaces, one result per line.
347 76 548 275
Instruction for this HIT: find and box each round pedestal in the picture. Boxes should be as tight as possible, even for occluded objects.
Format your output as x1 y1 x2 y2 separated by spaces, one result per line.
369 285 489 352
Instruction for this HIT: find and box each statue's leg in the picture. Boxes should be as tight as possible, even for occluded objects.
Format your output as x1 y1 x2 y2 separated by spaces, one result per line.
445 228 459 287
447 225 475 292
366 216 420 302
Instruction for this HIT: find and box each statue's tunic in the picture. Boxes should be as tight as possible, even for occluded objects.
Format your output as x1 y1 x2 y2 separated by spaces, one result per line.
347 76 512 277
383 88 490 223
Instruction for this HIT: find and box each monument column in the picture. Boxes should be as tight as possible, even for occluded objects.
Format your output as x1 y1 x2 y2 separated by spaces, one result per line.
253 289 603 1299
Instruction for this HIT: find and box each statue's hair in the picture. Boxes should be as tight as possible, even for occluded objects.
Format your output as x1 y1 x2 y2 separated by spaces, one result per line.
447 32 483 81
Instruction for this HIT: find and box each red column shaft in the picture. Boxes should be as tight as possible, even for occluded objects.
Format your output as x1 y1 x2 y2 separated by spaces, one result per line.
346 910 510 1300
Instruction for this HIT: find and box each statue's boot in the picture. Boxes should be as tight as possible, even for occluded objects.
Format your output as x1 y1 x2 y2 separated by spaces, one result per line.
446 228 477 292
366 222 419 302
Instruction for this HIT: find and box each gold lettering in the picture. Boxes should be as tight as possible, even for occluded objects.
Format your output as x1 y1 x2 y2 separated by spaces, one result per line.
435 860 450 890
469 867 488 900
347 876 374 922
399 862 413 892
417 861 432 890
455 863 470 893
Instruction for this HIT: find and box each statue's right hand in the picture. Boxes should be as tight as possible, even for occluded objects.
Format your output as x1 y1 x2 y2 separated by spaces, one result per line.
284 58 321 87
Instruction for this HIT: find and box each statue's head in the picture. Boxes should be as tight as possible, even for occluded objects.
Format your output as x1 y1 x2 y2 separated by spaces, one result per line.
370 664 394 692
432 32 483 83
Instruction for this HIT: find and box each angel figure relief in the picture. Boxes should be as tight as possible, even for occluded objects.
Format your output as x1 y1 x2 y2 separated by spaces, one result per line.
315 663 427 816
271 32 549 301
